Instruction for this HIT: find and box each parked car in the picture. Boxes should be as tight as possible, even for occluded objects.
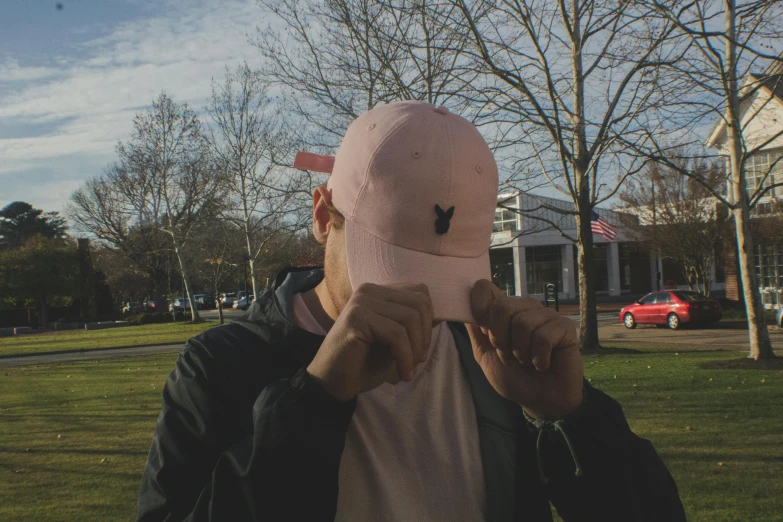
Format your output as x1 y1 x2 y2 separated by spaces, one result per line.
776 307 783 327
233 296 252 311
122 302 144 314
194 294 215 310
144 297 166 313
169 297 192 312
620 290 722 330
218 293 238 309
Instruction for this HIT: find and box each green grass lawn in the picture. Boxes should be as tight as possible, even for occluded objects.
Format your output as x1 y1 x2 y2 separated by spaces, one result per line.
0 321 217 356
1 349 782 521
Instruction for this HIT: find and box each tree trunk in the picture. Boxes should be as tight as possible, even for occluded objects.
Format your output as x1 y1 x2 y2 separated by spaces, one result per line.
724 0 774 359
166 256 176 321
215 282 224 325
576 210 600 353
40 297 49 328
733 205 774 359
569 3 598 353
249 257 259 301
173 244 201 323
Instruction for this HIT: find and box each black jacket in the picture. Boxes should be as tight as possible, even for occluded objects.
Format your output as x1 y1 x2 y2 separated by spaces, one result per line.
137 267 686 521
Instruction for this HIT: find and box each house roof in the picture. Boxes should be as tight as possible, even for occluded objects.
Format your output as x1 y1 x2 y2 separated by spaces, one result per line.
706 70 783 149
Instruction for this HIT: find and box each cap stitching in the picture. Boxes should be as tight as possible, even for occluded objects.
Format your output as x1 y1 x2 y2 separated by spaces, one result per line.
442 113 455 254
350 111 414 219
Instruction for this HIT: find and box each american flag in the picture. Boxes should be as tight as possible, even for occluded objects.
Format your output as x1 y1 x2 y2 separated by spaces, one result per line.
591 211 617 241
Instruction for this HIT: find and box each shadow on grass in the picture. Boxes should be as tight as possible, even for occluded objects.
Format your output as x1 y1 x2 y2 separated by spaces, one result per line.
583 346 644 355
1 448 150 457
699 357 783 370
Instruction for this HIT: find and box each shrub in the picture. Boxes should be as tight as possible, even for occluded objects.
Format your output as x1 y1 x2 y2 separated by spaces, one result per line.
173 311 193 322
126 311 194 325
126 312 169 325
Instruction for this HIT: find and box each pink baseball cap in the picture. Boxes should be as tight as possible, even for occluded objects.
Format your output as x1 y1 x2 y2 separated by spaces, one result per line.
294 101 499 324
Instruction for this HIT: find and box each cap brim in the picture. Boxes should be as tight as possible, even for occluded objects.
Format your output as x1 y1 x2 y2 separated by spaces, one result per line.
345 219 490 324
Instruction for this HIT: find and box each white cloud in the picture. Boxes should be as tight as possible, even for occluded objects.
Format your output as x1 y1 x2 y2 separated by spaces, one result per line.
0 0 263 211
0 59 61 83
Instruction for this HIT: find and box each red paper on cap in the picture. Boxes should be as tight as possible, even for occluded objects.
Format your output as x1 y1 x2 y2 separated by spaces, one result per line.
294 152 335 174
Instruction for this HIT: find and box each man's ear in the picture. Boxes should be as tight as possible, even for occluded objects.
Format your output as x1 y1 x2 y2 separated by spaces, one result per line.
312 184 333 245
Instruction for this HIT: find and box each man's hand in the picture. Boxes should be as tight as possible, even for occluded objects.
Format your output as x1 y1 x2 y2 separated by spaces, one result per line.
465 279 583 420
307 282 434 402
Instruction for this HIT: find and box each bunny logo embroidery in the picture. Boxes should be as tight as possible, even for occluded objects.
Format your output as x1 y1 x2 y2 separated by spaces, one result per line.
434 204 455 235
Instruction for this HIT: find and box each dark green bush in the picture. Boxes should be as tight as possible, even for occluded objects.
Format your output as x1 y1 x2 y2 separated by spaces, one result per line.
126 311 194 325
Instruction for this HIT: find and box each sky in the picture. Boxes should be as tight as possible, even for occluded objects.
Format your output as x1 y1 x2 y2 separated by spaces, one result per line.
0 0 263 214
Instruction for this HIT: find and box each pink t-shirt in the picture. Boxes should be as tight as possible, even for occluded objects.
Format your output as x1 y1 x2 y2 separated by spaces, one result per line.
291 292 487 521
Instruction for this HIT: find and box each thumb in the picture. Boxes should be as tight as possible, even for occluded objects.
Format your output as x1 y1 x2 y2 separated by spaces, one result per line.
465 323 493 357
470 278 505 327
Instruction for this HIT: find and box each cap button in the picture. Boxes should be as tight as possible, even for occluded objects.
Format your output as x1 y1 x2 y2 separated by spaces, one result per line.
433 105 449 115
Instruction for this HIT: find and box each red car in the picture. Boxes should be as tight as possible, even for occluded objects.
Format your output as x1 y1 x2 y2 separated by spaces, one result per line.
619 290 722 330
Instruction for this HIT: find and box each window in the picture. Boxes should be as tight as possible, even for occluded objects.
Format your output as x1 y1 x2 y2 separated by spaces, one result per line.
493 208 519 232
746 150 783 197
526 246 562 294
753 243 783 289
673 291 707 302
490 248 516 296
639 294 656 305
572 243 611 295
619 243 634 291
593 244 609 292
655 292 672 303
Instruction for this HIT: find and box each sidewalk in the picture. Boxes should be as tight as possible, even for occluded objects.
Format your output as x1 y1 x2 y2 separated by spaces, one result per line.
0 342 184 367
555 300 634 316
598 321 783 351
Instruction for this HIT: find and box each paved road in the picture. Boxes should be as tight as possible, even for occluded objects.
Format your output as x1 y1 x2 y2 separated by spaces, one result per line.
198 308 245 321
4 310 776 368
0 309 247 368
598 321 783 351
568 312 618 324
0 343 185 368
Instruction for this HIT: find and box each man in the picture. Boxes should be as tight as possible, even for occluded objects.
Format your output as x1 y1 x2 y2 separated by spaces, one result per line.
137 101 685 521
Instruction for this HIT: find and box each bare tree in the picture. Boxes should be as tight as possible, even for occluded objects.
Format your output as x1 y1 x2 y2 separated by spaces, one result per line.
121 93 227 323
632 0 783 359
452 0 680 351
193 222 244 324
207 63 311 300
618 159 728 296
70 169 133 248
71 93 225 323
255 0 473 148
70 173 183 312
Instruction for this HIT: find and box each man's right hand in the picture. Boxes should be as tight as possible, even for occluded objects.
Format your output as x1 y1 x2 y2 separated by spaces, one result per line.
306 282 434 401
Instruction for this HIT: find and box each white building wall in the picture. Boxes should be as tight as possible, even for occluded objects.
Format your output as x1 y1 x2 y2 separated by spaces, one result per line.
739 87 783 151
492 192 631 299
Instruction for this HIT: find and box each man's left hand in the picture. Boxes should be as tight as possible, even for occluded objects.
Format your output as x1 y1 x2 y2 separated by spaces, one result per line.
465 279 583 420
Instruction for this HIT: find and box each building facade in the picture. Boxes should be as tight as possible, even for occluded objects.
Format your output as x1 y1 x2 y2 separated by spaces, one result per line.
707 63 783 307
489 193 658 300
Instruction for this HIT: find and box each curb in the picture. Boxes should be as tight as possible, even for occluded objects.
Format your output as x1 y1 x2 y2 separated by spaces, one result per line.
0 342 184 360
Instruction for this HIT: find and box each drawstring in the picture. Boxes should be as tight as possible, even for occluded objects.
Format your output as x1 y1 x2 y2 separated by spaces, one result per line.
535 428 548 483
525 413 584 484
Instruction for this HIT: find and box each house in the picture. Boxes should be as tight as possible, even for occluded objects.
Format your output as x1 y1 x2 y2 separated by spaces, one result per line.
707 60 783 307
